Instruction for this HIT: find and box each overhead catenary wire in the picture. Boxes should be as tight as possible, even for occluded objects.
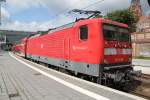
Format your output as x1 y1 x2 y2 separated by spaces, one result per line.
49 0 105 25
54 0 83 17
81 0 104 10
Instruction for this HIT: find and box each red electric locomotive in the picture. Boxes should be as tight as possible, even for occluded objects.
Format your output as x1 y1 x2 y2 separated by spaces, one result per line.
13 17 140 85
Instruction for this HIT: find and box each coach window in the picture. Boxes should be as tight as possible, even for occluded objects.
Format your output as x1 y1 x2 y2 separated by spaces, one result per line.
79 25 88 41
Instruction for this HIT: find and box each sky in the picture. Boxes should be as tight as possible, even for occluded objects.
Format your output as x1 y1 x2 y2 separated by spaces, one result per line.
0 0 150 32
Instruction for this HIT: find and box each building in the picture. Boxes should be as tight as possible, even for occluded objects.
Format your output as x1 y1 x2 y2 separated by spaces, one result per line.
0 30 36 50
132 32 150 57
136 16 150 33
130 0 150 33
130 0 143 20
130 0 150 57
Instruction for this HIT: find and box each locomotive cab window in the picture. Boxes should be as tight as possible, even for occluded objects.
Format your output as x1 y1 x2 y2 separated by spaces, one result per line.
79 25 88 41
103 24 130 42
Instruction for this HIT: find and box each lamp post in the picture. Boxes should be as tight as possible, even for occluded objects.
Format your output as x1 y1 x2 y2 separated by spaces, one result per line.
0 0 6 25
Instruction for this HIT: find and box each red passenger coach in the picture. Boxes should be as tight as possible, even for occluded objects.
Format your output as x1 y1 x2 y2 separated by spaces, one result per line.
12 38 28 57
12 44 22 53
13 18 140 85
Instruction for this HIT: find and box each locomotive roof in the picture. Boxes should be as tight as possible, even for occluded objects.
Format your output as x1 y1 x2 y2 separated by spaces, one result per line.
28 18 128 39
49 22 75 33
28 22 75 39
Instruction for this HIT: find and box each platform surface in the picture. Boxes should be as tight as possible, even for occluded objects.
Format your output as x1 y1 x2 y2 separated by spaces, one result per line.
0 51 146 100
133 59 150 75
133 59 150 67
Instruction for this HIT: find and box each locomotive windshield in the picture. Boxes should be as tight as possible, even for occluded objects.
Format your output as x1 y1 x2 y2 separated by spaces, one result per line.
103 24 130 42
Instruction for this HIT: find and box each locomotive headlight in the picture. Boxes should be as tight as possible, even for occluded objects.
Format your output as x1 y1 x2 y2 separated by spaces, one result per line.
104 48 117 55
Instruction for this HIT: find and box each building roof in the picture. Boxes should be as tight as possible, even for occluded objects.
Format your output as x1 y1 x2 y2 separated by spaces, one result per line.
0 30 36 35
0 30 37 44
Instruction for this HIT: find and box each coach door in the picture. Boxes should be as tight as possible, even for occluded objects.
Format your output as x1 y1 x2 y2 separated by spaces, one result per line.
63 32 70 68
77 25 88 59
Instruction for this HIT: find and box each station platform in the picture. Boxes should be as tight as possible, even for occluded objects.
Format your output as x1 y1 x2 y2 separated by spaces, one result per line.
0 52 146 100
133 59 150 75
133 59 150 67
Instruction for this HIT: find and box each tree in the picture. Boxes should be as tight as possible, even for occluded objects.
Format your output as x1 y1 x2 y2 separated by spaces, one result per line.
106 9 137 32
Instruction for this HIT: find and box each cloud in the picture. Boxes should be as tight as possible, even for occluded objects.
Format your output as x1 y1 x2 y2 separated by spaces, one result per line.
2 0 150 31
6 0 131 14
0 14 74 32
0 21 50 32
0 0 131 31
7 0 44 11
85 0 130 15
6 0 79 13
5 0 150 14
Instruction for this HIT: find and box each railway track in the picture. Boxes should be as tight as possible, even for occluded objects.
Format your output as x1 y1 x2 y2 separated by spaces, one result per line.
132 91 150 100
142 74 150 80
134 74 150 84
131 74 150 100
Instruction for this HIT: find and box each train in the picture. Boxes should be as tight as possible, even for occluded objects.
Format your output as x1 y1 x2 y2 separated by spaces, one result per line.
12 18 141 85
